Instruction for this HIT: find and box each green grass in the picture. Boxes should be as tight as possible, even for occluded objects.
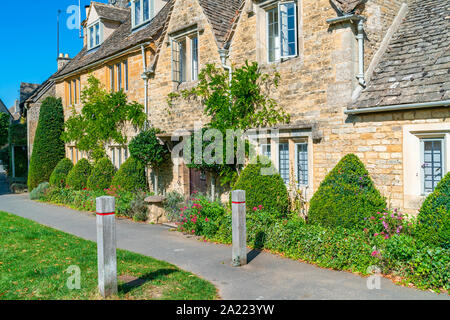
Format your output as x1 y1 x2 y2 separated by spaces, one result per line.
0 211 218 300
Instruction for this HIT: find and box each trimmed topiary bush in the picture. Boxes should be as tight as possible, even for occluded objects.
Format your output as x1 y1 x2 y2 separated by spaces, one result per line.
28 97 65 191
111 157 147 192
66 159 92 190
233 156 289 216
308 154 386 229
87 157 116 190
416 172 450 248
49 158 73 188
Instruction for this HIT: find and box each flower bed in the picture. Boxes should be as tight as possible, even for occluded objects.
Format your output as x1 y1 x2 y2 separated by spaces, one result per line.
175 195 449 292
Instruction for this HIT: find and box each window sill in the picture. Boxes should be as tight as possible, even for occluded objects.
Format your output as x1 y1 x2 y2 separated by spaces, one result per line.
262 55 301 67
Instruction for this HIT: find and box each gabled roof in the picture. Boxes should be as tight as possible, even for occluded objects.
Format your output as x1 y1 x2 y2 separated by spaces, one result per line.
93 2 130 23
19 83 40 106
54 0 175 79
0 99 12 118
352 0 449 110
198 0 244 47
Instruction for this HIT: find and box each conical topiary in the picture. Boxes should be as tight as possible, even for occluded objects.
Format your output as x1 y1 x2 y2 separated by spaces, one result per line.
308 154 386 229
66 159 92 190
417 172 450 248
49 158 73 188
27 97 65 190
111 157 147 192
87 157 116 191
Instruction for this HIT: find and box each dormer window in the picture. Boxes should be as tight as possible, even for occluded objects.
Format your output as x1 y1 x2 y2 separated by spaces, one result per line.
88 21 103 50
132 0 155 29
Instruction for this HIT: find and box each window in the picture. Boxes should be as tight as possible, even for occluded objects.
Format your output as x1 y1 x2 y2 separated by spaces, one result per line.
172 32 199 83
296 143 308 186
191 37 199 81
66 78 81 106
132 0 155 29
421 138 444 194
110 146 129 169
266 1 298 62
279 142 290 185
88 21 102 50
69 146 84 164
261 144 271 159
109 60 128 92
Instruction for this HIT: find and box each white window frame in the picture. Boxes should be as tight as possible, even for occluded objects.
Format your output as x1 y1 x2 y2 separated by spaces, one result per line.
191 36 199 81
171 30 199 84
295 142 309 187
265 1 298 63
88 20 103 50
131 0 155 29
420 137 445 195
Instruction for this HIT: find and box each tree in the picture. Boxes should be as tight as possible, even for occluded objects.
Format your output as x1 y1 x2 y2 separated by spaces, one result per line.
62 75 146 162
129 128 169 195
168 61 290 187
0 113 9 147
28 97 65 190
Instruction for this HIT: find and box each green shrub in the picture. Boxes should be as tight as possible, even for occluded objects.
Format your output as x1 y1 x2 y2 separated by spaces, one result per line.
233 156 289 216
308 154 386 229
66 159 92 190
111 157 147 192
164 191 185 222
87 158 116 190
30 182 50 200
28 97 65 190
49 158 73 188
416 172 450 248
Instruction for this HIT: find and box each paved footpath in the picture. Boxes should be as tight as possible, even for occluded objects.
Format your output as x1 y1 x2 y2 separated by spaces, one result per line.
0 191 448 299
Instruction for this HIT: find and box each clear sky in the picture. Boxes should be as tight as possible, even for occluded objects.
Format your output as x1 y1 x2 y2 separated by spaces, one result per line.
0 0 107 109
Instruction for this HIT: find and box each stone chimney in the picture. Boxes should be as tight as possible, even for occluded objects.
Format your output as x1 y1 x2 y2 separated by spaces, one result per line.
108 0 129 8
57 53 72 71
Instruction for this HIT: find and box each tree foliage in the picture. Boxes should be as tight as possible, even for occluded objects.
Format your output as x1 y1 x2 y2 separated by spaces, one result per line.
87 157 116 190
168 61 290 185
111 157 147 192
66 159 92 190
28 97 65 190
0 113 9 147
129 128 169 169
62 75 146 161
49 158 73 188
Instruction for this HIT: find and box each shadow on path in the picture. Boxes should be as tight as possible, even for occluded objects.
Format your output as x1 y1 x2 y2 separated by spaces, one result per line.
118 269 176 294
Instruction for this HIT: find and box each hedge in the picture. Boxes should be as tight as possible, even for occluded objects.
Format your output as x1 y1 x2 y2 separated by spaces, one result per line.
111 157 147 192
416 172 450 248
308 154 386 229
27 97 65 190
49 158 73 188
87 157 116 190
66 159 92 191
233 156 289 216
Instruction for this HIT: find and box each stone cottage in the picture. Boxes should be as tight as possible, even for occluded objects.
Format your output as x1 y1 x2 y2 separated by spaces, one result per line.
51 0 449 214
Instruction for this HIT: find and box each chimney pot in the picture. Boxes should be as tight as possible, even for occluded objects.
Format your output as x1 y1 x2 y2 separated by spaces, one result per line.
65 53 69 58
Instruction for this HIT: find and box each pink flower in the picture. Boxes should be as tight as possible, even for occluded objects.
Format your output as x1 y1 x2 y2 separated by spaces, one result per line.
363 228 368 232
191 230 195 234
258 205 263 210
374 233 379 237
253 207 258 211
205 218 209 222
371 250 379 257
384 235 389 239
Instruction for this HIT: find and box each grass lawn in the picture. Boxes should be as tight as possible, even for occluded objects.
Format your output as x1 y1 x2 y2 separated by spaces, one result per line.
0 211 218 300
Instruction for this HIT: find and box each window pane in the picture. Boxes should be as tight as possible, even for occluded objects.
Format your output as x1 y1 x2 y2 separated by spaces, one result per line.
180 39 187 82
279 143 290 185
423 139 443 193
73 80 77 104
191 37 198 81
95 23 100 46
89 27 94 48
135 0 141 25
279 2 297 57
261 144 271 160
124 60 128 90
110 66 115 92
117 63 122 91
143 0 149 21
267 8 280 62
69 81 72 105
172 40 181 82
297 143 308 185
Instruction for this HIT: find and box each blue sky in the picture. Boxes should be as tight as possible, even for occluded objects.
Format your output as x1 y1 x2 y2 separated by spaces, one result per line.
0 0 107 108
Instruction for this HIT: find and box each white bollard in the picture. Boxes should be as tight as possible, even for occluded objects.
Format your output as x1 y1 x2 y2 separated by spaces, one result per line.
231 190 247 267
96 196 118 298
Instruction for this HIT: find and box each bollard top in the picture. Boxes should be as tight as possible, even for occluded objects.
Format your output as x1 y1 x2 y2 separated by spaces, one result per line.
96 196 116 215
231 190 245 203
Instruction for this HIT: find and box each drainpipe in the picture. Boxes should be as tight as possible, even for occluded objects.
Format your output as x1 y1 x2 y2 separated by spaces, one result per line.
326 15 366 88
218 48 232 86
141 45 149 129
356 19 366 87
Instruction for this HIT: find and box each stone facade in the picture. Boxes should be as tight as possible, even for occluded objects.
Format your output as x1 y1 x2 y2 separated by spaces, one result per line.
52 0 449 215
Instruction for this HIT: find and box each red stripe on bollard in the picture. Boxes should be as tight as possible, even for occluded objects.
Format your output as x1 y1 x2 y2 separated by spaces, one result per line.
232 201 246 204
96 212 115 216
